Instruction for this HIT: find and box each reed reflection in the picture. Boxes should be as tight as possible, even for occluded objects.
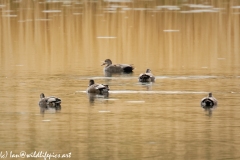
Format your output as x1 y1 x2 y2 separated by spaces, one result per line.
1 0 239 74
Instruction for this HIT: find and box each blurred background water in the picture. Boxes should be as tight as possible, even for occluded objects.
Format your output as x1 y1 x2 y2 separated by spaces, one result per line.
1 0 240 160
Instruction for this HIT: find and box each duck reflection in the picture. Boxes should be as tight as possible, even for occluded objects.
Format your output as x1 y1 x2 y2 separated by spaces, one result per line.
87 92 109 104
104 71 133 85
138 82 153 91
203 106 217 117
104 71 133 77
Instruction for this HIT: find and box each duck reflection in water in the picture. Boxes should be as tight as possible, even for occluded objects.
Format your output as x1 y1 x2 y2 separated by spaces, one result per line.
87 79 109 103
38 93 61 114
87 92 109 104
104 70 133 78
200 93 217 116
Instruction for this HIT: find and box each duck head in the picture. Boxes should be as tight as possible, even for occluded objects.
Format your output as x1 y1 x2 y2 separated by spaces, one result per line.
89 79 95 86
101 59 112 66
208 93 212 97
146 69 151 73
40 93 45 99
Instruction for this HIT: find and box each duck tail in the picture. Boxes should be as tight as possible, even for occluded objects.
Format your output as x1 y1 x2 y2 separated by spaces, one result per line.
99 84 109 94
123 66 134 73
201 98 214 108
55 98 62 104
139 74 150 82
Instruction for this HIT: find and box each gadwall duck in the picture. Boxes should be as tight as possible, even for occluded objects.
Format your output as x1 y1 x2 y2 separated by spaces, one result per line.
138 69 155 82
39 93 61 110
200 93 217 108
101 59 134 73
87 79 109 94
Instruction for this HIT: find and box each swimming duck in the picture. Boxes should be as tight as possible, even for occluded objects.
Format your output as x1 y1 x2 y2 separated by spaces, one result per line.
101 59 134 73
87 79 109 94
138 69 155 82
39 93 61 110
200 93 217 108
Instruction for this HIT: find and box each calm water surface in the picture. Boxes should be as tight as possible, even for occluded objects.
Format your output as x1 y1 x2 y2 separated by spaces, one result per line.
1 66 240 160
1 0 240 160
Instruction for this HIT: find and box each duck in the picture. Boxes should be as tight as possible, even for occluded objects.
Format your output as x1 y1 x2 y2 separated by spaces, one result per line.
39 93 61 110
87 79 109 94
138 69 155 82
200 93 217 108
101 59 134 73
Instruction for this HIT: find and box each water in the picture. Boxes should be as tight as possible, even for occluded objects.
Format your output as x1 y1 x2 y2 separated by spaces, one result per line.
1 67 240 159
1 0 240 160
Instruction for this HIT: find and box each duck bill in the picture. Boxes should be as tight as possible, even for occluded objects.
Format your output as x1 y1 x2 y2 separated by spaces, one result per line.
101 62 106 66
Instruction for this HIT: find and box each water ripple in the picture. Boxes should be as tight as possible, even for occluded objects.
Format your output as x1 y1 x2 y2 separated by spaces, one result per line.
76 90 208 94
81 75 219 80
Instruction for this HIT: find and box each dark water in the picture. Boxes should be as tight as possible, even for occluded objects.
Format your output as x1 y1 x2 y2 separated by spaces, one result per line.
1 0 240 160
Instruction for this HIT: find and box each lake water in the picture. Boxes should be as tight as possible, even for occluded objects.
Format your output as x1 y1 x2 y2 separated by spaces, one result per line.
1 0 240 160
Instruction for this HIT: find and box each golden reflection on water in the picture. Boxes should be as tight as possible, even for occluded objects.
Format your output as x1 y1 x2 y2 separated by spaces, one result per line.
1 0 240 74
1 0 240 160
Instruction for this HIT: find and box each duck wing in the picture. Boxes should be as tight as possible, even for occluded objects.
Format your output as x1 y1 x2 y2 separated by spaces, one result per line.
105 65 123 72
46 96 61 104
87 84 109 93
95 84 108 89
145 73 155 81
118 64 134 72
97 84 109 91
